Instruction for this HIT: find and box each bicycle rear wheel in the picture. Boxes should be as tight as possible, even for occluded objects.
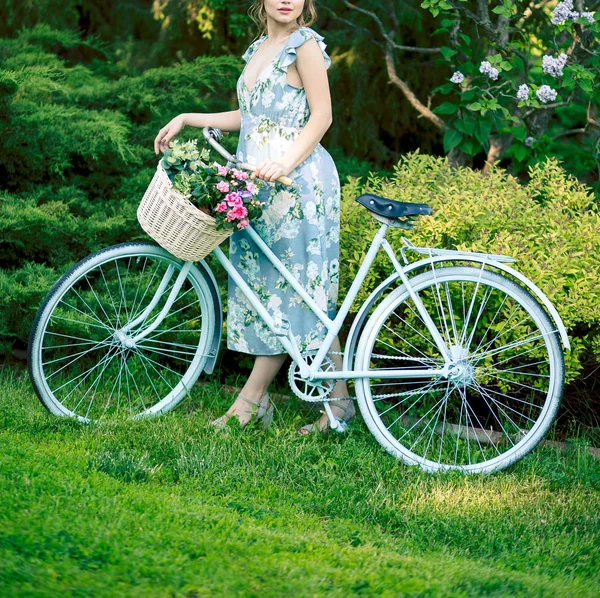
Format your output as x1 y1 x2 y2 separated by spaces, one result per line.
355 266 564 474
28 243 217 422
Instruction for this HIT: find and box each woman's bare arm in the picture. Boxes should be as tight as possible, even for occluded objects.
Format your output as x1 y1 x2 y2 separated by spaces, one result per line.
251 38 333 181
154 109 241 155
182 110 242 132
280 39 333 171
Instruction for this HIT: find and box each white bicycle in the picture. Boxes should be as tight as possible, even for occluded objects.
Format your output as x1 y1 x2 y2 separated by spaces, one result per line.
28 127 569 473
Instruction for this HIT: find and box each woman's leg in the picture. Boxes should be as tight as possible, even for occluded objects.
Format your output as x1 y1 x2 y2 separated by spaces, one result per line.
300 335 355 432
223 353 288 425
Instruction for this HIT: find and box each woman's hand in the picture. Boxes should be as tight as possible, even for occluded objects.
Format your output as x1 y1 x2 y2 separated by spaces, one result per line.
154 115 186 155
250 159 292 183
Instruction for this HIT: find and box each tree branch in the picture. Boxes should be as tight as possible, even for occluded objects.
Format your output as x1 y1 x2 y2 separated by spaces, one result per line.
477 0 491 25
342 1 442 54
551 127 587 141
384 43 449 131
522 98 573 120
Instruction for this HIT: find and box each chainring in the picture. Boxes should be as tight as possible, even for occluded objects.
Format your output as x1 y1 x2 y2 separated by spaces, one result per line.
288 349 338 402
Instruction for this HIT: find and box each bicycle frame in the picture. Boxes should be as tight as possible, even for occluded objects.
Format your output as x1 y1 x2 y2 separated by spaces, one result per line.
121 211 570 394
210 220 452 382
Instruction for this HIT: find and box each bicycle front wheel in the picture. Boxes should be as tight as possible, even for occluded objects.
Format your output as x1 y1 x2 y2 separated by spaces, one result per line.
28 243 218 422
355 266 564 474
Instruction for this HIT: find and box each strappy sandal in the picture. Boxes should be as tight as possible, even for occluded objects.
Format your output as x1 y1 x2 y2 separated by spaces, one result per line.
211 393 273 430
298 399 355 435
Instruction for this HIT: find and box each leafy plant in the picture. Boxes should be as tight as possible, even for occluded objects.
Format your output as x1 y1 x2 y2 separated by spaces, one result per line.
160 139 265 231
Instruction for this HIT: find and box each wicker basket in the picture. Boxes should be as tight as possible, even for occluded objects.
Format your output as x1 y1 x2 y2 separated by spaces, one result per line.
137 163 233 261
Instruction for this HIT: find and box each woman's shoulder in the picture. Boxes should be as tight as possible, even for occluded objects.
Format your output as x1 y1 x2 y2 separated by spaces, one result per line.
292 26 326 43
283 26 331 70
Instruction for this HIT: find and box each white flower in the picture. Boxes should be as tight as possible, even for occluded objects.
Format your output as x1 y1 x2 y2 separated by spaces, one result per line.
275 220 300 240
261 88 275 108
516 84 530 101
536 85 558 103
326 227 339 244
450 71 465 84
271 189 295 218
304 201 319 225
313 285 328 310
551 0 580 24
329 259 339 276
275 91 296 110
306 262 319 280
542 53 568 78
307 239 321 255
580 11 595 24
267 294 282 312
479 61 499 80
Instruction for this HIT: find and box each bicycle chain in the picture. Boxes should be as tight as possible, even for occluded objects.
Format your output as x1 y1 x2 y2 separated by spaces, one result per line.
289 351 437 403
327 351 419 361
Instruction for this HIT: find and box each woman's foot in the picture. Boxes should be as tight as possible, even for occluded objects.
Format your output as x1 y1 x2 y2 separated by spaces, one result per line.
212 393 273 429
298 399 356 435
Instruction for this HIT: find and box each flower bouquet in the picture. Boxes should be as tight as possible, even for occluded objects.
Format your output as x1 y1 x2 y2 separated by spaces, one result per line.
137 139 265 262
160 139 265 231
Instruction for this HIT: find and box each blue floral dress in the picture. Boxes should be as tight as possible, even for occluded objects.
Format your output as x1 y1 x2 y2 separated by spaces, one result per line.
226 27 341 355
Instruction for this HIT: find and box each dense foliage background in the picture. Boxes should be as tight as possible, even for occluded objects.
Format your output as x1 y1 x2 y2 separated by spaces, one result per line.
0 1 598 432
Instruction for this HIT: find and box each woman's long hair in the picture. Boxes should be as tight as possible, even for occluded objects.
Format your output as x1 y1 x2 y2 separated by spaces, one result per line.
248 1 318 37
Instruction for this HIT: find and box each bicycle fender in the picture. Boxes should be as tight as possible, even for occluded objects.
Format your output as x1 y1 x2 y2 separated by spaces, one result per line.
344 255 570 370
195 259 223 374
404 255 570 351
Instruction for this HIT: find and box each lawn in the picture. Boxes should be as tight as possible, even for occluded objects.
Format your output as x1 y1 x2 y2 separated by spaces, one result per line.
1 366 599 597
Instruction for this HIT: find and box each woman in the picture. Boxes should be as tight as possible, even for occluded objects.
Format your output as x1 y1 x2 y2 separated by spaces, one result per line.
154 0 354 433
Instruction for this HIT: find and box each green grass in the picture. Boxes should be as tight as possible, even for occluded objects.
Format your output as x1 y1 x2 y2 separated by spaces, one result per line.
1 367 599 597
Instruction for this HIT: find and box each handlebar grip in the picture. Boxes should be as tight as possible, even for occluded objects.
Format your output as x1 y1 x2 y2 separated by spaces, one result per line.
203 127 294 187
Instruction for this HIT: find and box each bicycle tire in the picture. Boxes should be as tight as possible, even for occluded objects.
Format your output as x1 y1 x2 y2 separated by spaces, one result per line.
355 266 564 474
28 242 217 422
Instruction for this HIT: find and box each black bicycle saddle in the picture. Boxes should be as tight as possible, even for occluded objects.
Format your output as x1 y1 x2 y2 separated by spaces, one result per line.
356 193 432 219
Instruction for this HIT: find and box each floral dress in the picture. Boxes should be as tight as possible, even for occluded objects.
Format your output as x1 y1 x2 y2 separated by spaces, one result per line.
226 26 341 355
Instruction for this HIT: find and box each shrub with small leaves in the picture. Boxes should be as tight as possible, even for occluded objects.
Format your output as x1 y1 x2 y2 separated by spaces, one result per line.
339 152 600 385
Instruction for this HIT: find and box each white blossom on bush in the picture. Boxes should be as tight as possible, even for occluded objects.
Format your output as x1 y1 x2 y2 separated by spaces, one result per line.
580 11 595 24
516 84 530 101
479 61 499 80
450 71 465 84
524 136 535 147
551 0 580 24
542 53 568 77
536 85 558 103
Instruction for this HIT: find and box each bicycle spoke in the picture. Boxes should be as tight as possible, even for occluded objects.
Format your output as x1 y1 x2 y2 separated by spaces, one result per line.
30 248 215 421
359 266 563 472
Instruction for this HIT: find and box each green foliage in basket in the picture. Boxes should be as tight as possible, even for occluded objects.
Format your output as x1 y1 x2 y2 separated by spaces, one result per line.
160 139 265 231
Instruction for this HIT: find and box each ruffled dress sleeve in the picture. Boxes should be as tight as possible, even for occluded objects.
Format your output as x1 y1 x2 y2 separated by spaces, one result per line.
281 27 332 71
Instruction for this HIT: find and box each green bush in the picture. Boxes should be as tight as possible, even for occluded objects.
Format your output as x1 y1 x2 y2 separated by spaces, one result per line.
339 152 600 383
1 25 598 413
0 26 240 353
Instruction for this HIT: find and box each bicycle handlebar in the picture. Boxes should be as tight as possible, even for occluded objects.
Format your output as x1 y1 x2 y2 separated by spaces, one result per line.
202 126 294 187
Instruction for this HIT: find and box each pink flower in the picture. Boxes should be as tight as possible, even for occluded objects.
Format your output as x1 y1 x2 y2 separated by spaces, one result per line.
216 181 229 193
217 165 228 176
232 169 248 181
225 192 243 206
237 219 250 229
228 205 248 220
246 182 257 194
215 202 228 213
